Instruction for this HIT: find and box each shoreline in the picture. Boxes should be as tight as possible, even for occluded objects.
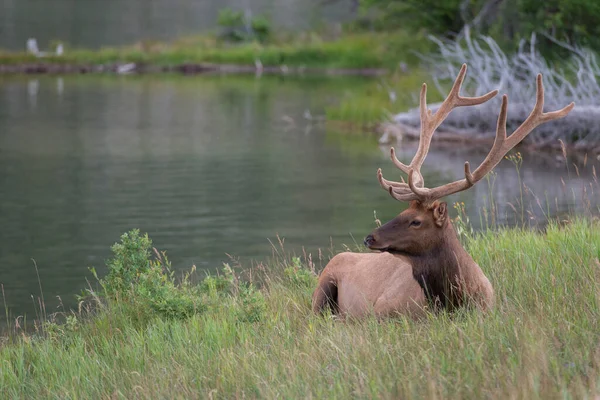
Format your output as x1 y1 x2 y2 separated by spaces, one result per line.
0 61 388 76
0 31 421 77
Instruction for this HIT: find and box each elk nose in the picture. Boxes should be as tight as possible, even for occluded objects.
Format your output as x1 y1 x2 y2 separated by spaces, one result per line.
364 234 375 247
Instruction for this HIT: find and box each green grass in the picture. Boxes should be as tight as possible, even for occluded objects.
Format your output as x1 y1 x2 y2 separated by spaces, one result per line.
325 70 435 128
0 30 431 71
0 217 599 399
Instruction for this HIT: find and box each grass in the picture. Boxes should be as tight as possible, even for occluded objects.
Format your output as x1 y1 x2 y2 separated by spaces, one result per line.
0 216 599 398
325 69 437 128
0 30 431 72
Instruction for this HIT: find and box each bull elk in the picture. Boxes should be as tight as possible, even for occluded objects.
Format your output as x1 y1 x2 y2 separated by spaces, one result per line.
312 64 574 318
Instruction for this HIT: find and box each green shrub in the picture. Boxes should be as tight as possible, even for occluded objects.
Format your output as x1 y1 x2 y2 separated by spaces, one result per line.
199 264 236 298
250 15 271 43
284 257 317 291
101 229 152 295
93 231 269 325
98 229 203 320
359 0 600 52
199 263 266 323
234 283 267 323
217 7 271 44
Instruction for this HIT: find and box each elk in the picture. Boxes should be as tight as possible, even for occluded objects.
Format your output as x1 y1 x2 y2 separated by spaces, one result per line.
312 64 574 318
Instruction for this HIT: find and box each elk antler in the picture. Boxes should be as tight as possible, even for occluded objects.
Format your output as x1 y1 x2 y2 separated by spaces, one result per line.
378 64 575 203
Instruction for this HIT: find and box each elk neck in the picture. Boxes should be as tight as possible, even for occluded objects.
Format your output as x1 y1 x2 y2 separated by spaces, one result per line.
406 221 476 310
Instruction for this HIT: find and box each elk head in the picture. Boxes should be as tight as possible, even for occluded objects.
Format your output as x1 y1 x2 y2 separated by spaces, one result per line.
365 64 574 255
364 200 449 255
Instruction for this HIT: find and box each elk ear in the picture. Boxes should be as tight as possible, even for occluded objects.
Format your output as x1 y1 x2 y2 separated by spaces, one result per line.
433 202 448 227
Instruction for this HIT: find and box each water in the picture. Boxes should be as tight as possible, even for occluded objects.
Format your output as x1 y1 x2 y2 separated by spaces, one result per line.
0 0 356 51
0 74 597 320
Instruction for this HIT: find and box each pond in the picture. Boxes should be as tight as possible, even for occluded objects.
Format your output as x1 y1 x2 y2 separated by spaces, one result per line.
0 74 597 320
0 0 357 50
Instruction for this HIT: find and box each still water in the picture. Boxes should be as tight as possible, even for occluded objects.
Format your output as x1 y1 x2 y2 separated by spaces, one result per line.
0 0 356 50
0 74 597 319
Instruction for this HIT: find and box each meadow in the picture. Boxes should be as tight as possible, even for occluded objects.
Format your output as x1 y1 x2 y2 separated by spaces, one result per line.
0 209 598 399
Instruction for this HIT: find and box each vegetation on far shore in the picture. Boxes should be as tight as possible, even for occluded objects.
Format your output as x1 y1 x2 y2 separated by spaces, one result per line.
4 0 600 70
0 214 598 398
0 6 432 72
0 29 430 72
360 0 600 54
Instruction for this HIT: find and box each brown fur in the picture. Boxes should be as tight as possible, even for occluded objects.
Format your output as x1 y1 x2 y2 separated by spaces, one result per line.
312 201 494 318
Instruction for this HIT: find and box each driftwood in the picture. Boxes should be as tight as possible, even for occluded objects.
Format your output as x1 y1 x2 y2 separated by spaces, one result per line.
383 30 600 153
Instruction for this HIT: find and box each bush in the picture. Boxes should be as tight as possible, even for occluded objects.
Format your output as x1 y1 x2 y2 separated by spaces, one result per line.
217 7 271 44
284 257 317 291
359 0 600 52
97 229 203 320
199 263 266 323
93 230 268 325
358 0 473 36
234 283 267 323
199 264 236 298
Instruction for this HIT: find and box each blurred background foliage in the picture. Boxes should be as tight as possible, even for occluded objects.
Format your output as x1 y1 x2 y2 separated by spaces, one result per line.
353 0 600 54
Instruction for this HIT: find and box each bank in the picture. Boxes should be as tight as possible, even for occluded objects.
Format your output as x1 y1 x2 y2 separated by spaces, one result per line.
0 31 426 77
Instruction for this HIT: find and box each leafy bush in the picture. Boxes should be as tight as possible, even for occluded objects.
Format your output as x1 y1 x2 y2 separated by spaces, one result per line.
97 230 203 320
199 263 266 323
234 283 267 323
93 230 268 325
507 0 600 51
359 0 467 36
217 7 271 43
359 0 600 51
283 257 317 291
249 15 271 44
44 315 80 342
199 264 236 298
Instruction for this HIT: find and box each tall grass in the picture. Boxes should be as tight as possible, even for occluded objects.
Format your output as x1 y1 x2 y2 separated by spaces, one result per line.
325 69 436 128
0 213 598 398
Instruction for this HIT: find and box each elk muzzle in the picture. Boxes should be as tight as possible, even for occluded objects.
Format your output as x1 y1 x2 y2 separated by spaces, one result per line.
364 234 376 248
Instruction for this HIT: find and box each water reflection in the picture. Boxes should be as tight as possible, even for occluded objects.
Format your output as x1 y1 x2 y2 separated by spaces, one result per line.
0 75 597 320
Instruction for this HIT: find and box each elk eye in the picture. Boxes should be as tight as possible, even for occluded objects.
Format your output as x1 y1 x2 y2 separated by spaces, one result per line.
409 220 422 227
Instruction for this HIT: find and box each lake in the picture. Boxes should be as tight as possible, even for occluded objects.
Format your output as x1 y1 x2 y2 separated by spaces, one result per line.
0 74 597 320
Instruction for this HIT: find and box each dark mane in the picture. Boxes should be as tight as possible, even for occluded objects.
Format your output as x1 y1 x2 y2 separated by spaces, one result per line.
405 225 465 311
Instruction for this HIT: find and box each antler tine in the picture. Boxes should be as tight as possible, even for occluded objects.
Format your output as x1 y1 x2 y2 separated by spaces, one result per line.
377 63 497 203
389 147 426 189
407 169 429 198
425 73 574 202
467 93 509 183
504 74 575 149
410 64 498 172
377 169 421 202
390 147 410 174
